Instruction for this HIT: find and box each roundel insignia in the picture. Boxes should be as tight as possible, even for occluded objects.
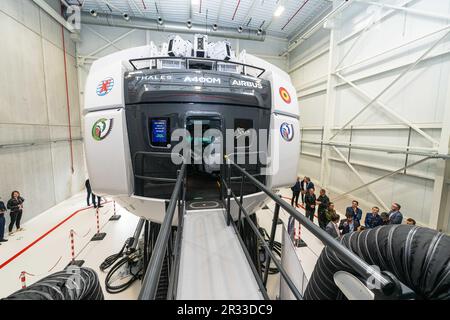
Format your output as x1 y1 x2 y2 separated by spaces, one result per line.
92 118 114 141
96 77 114 96
279 87 292 104
280 123 294 142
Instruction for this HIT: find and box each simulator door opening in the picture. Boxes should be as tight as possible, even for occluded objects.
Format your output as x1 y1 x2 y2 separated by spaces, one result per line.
185 116 223 202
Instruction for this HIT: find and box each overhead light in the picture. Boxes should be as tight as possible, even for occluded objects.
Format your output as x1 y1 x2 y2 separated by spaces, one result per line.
90 9 98 17
257 28 263 35
157 16 163 25
123 13 130 21
237 26 243 33
212 23 218 31
274 5 285 17
187 20 192 28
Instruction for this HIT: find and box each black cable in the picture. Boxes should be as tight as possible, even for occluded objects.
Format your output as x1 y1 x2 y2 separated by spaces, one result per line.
104 255 142 294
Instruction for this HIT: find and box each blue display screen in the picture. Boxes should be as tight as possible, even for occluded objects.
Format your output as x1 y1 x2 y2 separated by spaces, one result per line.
151 119 168 144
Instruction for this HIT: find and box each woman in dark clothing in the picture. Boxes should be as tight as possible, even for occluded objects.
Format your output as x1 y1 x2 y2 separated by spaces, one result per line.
7 191 25 235
0 199 8 242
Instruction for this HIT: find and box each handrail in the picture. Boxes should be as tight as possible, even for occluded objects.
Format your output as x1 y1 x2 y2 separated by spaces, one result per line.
221 167 303 300
128 56 266 78
223 155 396 295
138 163 187 300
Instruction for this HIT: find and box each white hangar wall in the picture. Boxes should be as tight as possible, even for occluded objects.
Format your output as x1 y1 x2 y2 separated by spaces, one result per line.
0 0 85 222
288 0 450 232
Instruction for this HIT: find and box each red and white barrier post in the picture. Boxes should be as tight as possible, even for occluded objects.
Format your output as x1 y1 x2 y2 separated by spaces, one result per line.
68 229 85 267
91 207 106 241
109 200 121 221
20 271 26 289
295 221 307 248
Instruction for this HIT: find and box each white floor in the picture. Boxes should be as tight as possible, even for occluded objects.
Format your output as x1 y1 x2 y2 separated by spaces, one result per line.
0 192 140 299
0 188 330 300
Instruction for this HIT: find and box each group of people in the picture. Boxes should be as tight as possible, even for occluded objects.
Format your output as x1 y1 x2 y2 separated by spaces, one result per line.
0 191 25 244
291 176 416 239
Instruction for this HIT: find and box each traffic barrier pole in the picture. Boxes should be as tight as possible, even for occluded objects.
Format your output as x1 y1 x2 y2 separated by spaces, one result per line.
295 221 307 248
91 207 106 241
109 200 121 221
68 229 84 267
20 271 26 289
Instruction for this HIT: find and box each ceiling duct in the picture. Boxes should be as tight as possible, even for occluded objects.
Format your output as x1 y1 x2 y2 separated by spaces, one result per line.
80 12 266 41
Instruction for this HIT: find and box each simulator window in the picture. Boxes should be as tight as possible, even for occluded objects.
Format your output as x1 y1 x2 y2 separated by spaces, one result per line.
150 118 170 148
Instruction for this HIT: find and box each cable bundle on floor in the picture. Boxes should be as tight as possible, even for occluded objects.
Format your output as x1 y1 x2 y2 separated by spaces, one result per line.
304 225 450 300
3 267 104 300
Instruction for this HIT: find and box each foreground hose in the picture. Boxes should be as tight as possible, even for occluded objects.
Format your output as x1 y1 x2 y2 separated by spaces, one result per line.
304 225 450 300
4 267 104 300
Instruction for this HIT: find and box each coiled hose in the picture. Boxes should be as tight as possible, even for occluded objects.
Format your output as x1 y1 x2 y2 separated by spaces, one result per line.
304 225 450 300
3 267 104 300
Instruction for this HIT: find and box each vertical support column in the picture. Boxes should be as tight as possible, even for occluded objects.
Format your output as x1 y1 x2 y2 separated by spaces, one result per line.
429 85 450 231
320 8 341 187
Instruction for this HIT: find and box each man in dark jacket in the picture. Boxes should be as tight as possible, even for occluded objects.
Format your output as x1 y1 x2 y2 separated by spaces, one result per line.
290 177 301 207
388 202 403 224
364 206 383 229
304 188 316 222
339 212 360 235
316 189 330 230
300 177 314 205
0 199 8 243
346 200 362 223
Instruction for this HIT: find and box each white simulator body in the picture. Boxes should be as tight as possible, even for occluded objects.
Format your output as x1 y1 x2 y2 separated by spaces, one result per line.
83 36 300 223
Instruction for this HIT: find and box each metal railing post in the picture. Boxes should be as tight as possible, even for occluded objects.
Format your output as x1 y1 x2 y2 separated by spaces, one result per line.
226 159 232 226
237 170 245 231
263 201 280 287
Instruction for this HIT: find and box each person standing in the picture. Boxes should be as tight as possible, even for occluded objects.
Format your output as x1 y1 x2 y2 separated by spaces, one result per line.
325 213 341 239
325 202 337 223
406 218 416 225
86 179 103 208
7 191 25 235
339 212 360 235
304 188 316 222
316 189 330 230
299 177 308 205
346 200 362 223
290 177 301 207
85 179 94 207
364 206 383 229
388 203 403 224
0 199 8 243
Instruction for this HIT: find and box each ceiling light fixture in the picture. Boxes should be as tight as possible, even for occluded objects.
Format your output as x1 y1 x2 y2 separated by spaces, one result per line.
257 28 263 35
157 16 163 25
237 26 243 33
90 9 98 17
123 13 130 21
212 23 218 31
187 20 192 28
274 5 285 17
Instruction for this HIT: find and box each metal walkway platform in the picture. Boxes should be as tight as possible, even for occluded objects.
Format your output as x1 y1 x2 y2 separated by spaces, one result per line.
176 208 263 300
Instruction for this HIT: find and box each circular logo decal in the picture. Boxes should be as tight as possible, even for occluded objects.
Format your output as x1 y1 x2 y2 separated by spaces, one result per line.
280 123 294 142
92 118 114 141
279 87 291 104
96 77 114 96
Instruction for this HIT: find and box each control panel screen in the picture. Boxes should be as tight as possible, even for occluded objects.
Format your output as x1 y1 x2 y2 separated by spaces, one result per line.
150 118 169 147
